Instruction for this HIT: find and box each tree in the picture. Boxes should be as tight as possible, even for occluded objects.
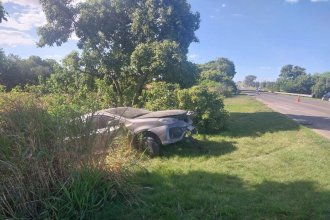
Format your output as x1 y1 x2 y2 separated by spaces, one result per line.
199 57 236 82
198 57 237 96
38 0 200 105
244 75 257 87
0 1 8 23
312 72 330 98
279 64 306 80
0 51 57 90
276 64 314 94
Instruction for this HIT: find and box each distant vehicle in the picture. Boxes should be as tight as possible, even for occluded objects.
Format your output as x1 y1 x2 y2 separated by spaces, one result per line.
322 92 330 101
72 107 196 156
256 87 261 95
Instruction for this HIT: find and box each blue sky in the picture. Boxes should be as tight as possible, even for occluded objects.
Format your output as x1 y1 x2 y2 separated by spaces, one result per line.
0 0 329 81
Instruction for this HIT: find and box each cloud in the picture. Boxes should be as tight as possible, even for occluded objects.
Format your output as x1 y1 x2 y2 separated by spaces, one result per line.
0 7 46 31
2 0 40 7
0 29 35 47
69 32 80 41
221 3 226 7
310 0 328 2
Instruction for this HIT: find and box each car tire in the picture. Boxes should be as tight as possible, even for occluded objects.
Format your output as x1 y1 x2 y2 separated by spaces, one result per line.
132 133 160 157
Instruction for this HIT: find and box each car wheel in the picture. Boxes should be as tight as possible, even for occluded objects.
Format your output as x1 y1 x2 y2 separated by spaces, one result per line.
132 133 160 157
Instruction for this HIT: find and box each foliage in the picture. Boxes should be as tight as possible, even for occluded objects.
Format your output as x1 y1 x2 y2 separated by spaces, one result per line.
141 82 180 111
199 79 237 97
0 92 138 219
260 81 276 92
0 1 7 23
311 72 330 98
130 40 186 105
0 50 57 90
279 64 306 80
177 86 228 133
38 0 200 105
198 57 237 96
244 75 257 87
276 64 314 94
199 57 236 81
142 83 228 133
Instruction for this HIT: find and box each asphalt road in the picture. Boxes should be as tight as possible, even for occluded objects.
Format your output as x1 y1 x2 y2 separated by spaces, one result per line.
246 91 330 140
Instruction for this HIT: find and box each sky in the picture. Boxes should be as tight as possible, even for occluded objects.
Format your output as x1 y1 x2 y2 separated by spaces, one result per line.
0 0 329 81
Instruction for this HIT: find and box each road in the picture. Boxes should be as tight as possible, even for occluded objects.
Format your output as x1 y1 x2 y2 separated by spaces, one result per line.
246 91 330 140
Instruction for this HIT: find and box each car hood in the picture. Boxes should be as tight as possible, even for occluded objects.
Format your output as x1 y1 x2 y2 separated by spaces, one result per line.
136 110 187 119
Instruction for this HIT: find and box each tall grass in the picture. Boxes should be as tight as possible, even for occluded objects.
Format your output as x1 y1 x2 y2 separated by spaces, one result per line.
0 93 139 219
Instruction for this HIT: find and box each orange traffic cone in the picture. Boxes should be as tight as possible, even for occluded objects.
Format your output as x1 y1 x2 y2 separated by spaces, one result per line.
297 95 300 103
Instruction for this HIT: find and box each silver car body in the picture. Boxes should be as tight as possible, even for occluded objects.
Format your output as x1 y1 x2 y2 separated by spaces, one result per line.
81 107 195 145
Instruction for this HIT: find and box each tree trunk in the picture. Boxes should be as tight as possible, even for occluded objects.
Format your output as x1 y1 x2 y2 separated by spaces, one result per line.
109 74 123 106
132 72 148 106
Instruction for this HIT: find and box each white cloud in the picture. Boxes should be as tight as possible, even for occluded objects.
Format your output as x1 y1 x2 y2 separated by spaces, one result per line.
2 0 40 7
285 0 299 3
69 32 80 41
310 0 328 2
0 29 35 47
0 7 46 31
221 3 226 7
0 1 46 47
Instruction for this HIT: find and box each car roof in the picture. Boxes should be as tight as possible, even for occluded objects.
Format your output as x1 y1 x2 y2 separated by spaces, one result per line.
104 107 151 119
137 110 187 118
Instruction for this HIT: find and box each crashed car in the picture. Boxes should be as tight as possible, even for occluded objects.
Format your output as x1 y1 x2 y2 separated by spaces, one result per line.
322 92 330 101
78 107 196 156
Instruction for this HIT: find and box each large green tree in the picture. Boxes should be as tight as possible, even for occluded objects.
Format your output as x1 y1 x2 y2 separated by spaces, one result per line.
197 57 237 96
38 0 200 105
279 65 306 80
199 57 236 82
244 75 257 87
0 51 57 90
276 64 314 94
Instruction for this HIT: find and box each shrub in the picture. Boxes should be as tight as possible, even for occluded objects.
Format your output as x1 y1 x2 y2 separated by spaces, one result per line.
178 85 228 133
199 79 237 97
141 82 180 111
312 76 330 98
142 82 228 133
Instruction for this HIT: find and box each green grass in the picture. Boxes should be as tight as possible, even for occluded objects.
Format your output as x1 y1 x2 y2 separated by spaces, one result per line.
98 95 330 219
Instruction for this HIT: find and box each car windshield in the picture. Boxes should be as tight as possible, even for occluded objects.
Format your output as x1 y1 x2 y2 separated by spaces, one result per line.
106 107 151 119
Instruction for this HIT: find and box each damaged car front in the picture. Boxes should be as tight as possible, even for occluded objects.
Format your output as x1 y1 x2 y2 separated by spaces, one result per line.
73 107 196 156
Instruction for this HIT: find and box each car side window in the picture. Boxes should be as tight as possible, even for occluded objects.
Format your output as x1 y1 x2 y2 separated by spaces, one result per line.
89 115 113 130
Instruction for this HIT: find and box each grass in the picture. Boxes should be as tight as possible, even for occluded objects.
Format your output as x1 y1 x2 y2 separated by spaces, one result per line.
0 93 138 219
98 95 330 219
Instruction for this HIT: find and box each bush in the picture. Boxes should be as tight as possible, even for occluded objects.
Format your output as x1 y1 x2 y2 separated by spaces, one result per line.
142 82 228 133
178 86 228 133
141 82 180 110
312 76 330 98
199 80 237 97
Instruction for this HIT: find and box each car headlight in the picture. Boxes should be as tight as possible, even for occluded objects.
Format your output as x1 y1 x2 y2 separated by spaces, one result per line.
158 118 177 125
